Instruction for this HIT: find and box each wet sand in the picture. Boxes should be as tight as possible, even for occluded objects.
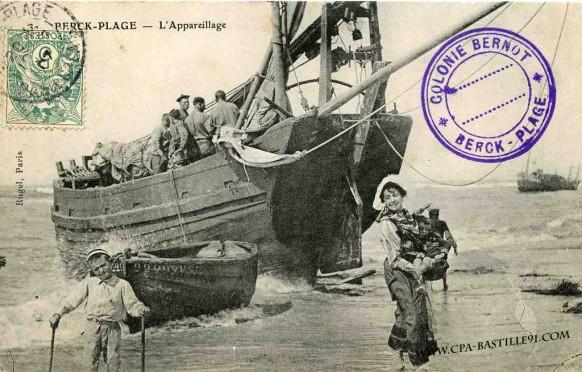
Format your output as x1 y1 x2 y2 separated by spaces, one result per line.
2 187 582 371
3 238 582 371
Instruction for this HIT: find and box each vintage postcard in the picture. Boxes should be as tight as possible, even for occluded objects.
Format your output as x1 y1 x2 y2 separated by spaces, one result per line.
0 1 581 371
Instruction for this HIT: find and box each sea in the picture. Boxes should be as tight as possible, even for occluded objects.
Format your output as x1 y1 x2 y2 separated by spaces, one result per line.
1 183 581 371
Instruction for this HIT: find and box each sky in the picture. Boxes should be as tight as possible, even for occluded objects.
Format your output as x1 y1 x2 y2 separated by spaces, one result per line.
0 1 580 186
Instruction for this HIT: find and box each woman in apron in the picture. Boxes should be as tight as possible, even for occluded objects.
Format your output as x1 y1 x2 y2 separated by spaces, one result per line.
375 180 438 367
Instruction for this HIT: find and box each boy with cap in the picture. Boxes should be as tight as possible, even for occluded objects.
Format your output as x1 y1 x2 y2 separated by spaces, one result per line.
49 246 150 372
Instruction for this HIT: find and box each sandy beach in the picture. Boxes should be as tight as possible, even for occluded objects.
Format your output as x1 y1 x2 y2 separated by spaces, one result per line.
4 246 582 372
1 185 582 371
1 1 581 370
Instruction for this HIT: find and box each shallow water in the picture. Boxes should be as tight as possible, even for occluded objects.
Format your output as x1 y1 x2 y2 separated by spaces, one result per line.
1 184 581 371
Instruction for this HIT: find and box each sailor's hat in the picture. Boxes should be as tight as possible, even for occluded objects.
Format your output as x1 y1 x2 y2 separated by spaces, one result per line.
86 247 112 262
176 94 190 102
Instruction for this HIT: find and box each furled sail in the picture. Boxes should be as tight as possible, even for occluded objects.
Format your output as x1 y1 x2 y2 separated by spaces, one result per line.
245 2 306 133
92 138 150 182
217 127 305 168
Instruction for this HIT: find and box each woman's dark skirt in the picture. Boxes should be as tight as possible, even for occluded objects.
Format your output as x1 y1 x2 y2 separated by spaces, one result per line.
384 259 438 366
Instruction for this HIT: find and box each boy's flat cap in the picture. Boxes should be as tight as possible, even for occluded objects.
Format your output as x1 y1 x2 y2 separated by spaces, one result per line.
86 247 111 262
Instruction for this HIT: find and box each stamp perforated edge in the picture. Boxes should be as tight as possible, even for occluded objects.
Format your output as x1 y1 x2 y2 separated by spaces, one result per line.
0 2 87 131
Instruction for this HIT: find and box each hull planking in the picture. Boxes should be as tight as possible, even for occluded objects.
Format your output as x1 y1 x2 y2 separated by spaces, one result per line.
112 241 258 331
52 113 412 283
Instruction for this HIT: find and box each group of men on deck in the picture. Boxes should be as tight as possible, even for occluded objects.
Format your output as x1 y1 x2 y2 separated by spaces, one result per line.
146 90 239 174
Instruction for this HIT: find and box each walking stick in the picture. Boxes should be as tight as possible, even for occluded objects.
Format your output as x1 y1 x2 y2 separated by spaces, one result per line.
49 325 56 372
141 316 146 372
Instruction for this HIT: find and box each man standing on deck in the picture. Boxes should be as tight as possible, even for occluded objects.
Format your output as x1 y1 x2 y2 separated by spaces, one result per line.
168 109 198 167
146 113 172 173
176 94 190 121
210 90 239 128
185 97 217 158
429 208 458 291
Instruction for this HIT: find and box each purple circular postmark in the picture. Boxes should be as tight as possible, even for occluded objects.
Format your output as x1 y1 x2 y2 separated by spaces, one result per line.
421 27 556 163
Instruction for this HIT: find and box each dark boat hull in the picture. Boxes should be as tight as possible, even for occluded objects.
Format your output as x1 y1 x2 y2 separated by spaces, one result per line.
52 113 412 282
112 241 258 331
518 172 580 192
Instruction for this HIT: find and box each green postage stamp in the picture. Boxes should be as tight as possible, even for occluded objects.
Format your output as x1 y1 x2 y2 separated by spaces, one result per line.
5 29 84 127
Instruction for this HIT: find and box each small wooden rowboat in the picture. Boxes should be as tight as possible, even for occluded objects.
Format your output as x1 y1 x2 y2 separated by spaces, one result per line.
112 241 258 330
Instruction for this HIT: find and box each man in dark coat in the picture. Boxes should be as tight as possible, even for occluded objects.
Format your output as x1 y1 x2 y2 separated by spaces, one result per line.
429 208 458 290
146 114 171 173
169 109 199 166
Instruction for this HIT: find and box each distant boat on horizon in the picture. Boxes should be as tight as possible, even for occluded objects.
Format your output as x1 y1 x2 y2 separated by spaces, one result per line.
517 152 580 192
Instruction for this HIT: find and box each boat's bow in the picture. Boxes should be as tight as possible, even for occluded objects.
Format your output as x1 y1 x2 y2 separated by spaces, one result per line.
112 241 258 330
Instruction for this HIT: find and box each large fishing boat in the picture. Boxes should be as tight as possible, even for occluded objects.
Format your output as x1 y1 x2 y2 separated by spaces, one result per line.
51 2 506 283
518 153 580 192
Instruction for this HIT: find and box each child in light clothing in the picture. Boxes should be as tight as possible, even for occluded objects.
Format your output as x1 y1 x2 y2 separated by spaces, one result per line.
49 247 149 372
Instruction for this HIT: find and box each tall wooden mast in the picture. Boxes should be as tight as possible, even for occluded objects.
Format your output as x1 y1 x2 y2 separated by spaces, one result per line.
525 151 531 175
317 2 507 117
235 46 272 129
271 2 288 110
318 3 333 105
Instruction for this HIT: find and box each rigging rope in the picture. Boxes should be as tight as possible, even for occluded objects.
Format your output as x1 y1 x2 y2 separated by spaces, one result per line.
304 103 388 155
288 58 310 73
169 169 187 243
377 2 551 185
286 45 309 111
227 95 509 186
373 121 506 187
525 2 569 163
538 3 568 96
455 2 545 86
221 102 388 168
421 2 552 164
226 3 566 188
383 2 513 107
226 99 506 187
